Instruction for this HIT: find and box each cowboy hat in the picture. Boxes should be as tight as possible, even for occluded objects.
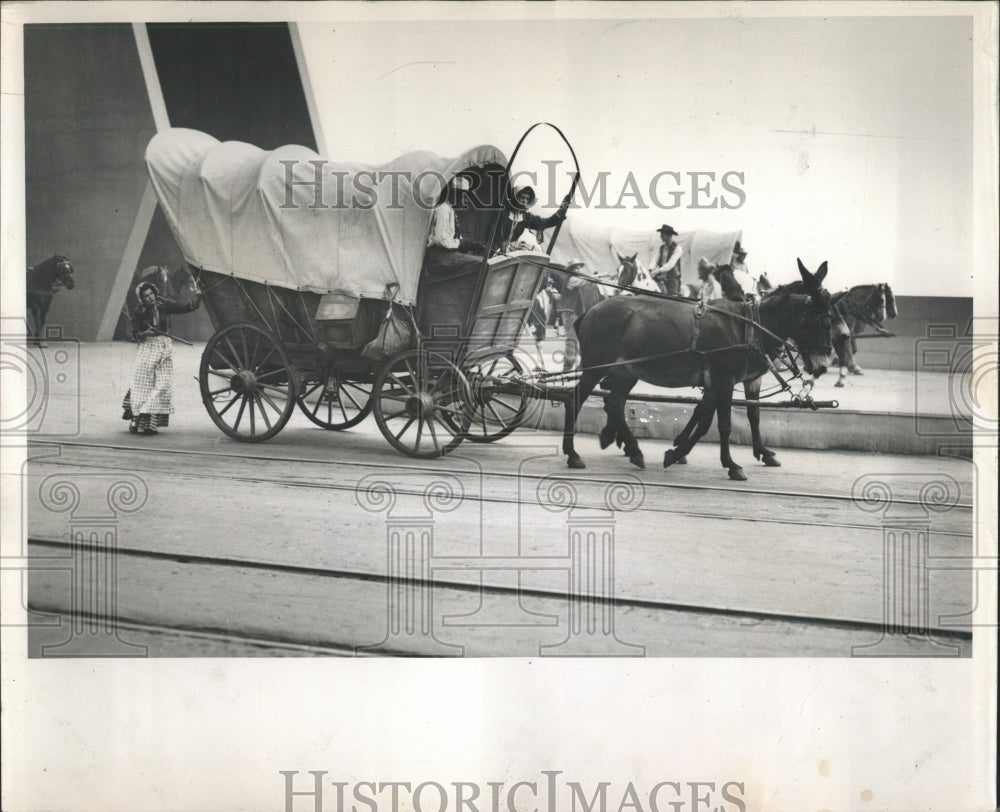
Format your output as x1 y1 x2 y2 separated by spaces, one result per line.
732 240 748 258
657 224 678 237
565 258 586 271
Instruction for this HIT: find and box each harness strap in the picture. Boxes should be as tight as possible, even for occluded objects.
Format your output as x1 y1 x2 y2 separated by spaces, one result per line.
690 300 707 351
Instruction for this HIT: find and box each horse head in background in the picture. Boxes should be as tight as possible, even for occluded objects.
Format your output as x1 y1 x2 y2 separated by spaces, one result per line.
26 255 75 345
612 253 660 296
137 264 198 301
614 253 639 290
124 264 198 313
755 272 773 297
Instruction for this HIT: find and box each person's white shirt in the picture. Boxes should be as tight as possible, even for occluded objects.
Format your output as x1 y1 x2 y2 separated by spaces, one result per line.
731 261 755 297
427 201 460 249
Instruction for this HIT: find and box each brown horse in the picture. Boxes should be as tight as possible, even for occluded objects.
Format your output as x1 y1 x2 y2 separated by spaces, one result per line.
562 259 835 480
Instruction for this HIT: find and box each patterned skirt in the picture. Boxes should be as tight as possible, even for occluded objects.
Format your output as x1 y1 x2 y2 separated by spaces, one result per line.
122 336 173 428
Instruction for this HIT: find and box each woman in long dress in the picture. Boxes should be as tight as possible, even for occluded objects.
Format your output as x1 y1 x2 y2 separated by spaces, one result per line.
121 280 202 435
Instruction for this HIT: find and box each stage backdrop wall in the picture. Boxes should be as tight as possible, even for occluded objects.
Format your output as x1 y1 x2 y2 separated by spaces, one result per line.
24 23 317 343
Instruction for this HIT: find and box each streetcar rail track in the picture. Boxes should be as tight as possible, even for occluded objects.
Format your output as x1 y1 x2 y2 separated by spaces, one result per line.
27 536 974 642
29 453 972 539
29 438 974 512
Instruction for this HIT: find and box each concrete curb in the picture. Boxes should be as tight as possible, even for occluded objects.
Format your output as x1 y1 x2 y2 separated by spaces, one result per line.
517 396 972 458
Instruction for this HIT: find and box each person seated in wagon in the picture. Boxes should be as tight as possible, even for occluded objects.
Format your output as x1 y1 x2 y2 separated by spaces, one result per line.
495 183 567 255
730 240 756 299
425 175 487 273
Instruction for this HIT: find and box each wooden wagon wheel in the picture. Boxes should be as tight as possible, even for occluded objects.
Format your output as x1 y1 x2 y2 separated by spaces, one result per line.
297 369 373 430
372 349 472 458
199 322 296 442
453 349 533 442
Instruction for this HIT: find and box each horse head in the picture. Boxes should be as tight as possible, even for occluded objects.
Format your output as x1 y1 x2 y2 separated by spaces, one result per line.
785 258 836 376
882 283 898 319
49 255 75 290
712 263 746 302
170 265 199 298
615 253 639 288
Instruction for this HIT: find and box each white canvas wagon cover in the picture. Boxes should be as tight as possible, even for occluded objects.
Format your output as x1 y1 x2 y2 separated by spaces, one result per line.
547 216 743 284
145 128 508 305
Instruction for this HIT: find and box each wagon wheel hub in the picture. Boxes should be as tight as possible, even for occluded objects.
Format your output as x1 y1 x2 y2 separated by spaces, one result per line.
406 391 437 417
230 369 259 394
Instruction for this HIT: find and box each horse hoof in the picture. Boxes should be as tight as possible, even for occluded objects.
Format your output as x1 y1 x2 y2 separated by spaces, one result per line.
567 455 587 470
628 453 645 469
598 426 616 450
835 379 845 388
851 368 864 376
728 467 748 481
676 455 687 465
663 449 679 468
762 454 781 467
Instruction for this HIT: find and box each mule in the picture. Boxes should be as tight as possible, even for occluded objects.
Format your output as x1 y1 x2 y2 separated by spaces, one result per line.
562 259 835 480
26 255 75 345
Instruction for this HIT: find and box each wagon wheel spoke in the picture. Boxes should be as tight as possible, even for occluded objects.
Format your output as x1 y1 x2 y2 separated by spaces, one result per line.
413 414 425 451
340 383 365 411
484 401 510 429
216 393 242 417
207 385 234 397
248 332 261 369
488 396 521 414
253 346 277 371
393 416 416 442
300 381 323 401
431 401 467 417
232 396 248 432
257 388 282 417
255 367 288 382
223 334 245 370
254 393 273 430
241 330 251 372
424 414 442 455
209 346 241 372
389 371 418 398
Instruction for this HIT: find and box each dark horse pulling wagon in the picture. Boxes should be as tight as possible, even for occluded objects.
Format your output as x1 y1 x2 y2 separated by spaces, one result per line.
145 125 577 458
